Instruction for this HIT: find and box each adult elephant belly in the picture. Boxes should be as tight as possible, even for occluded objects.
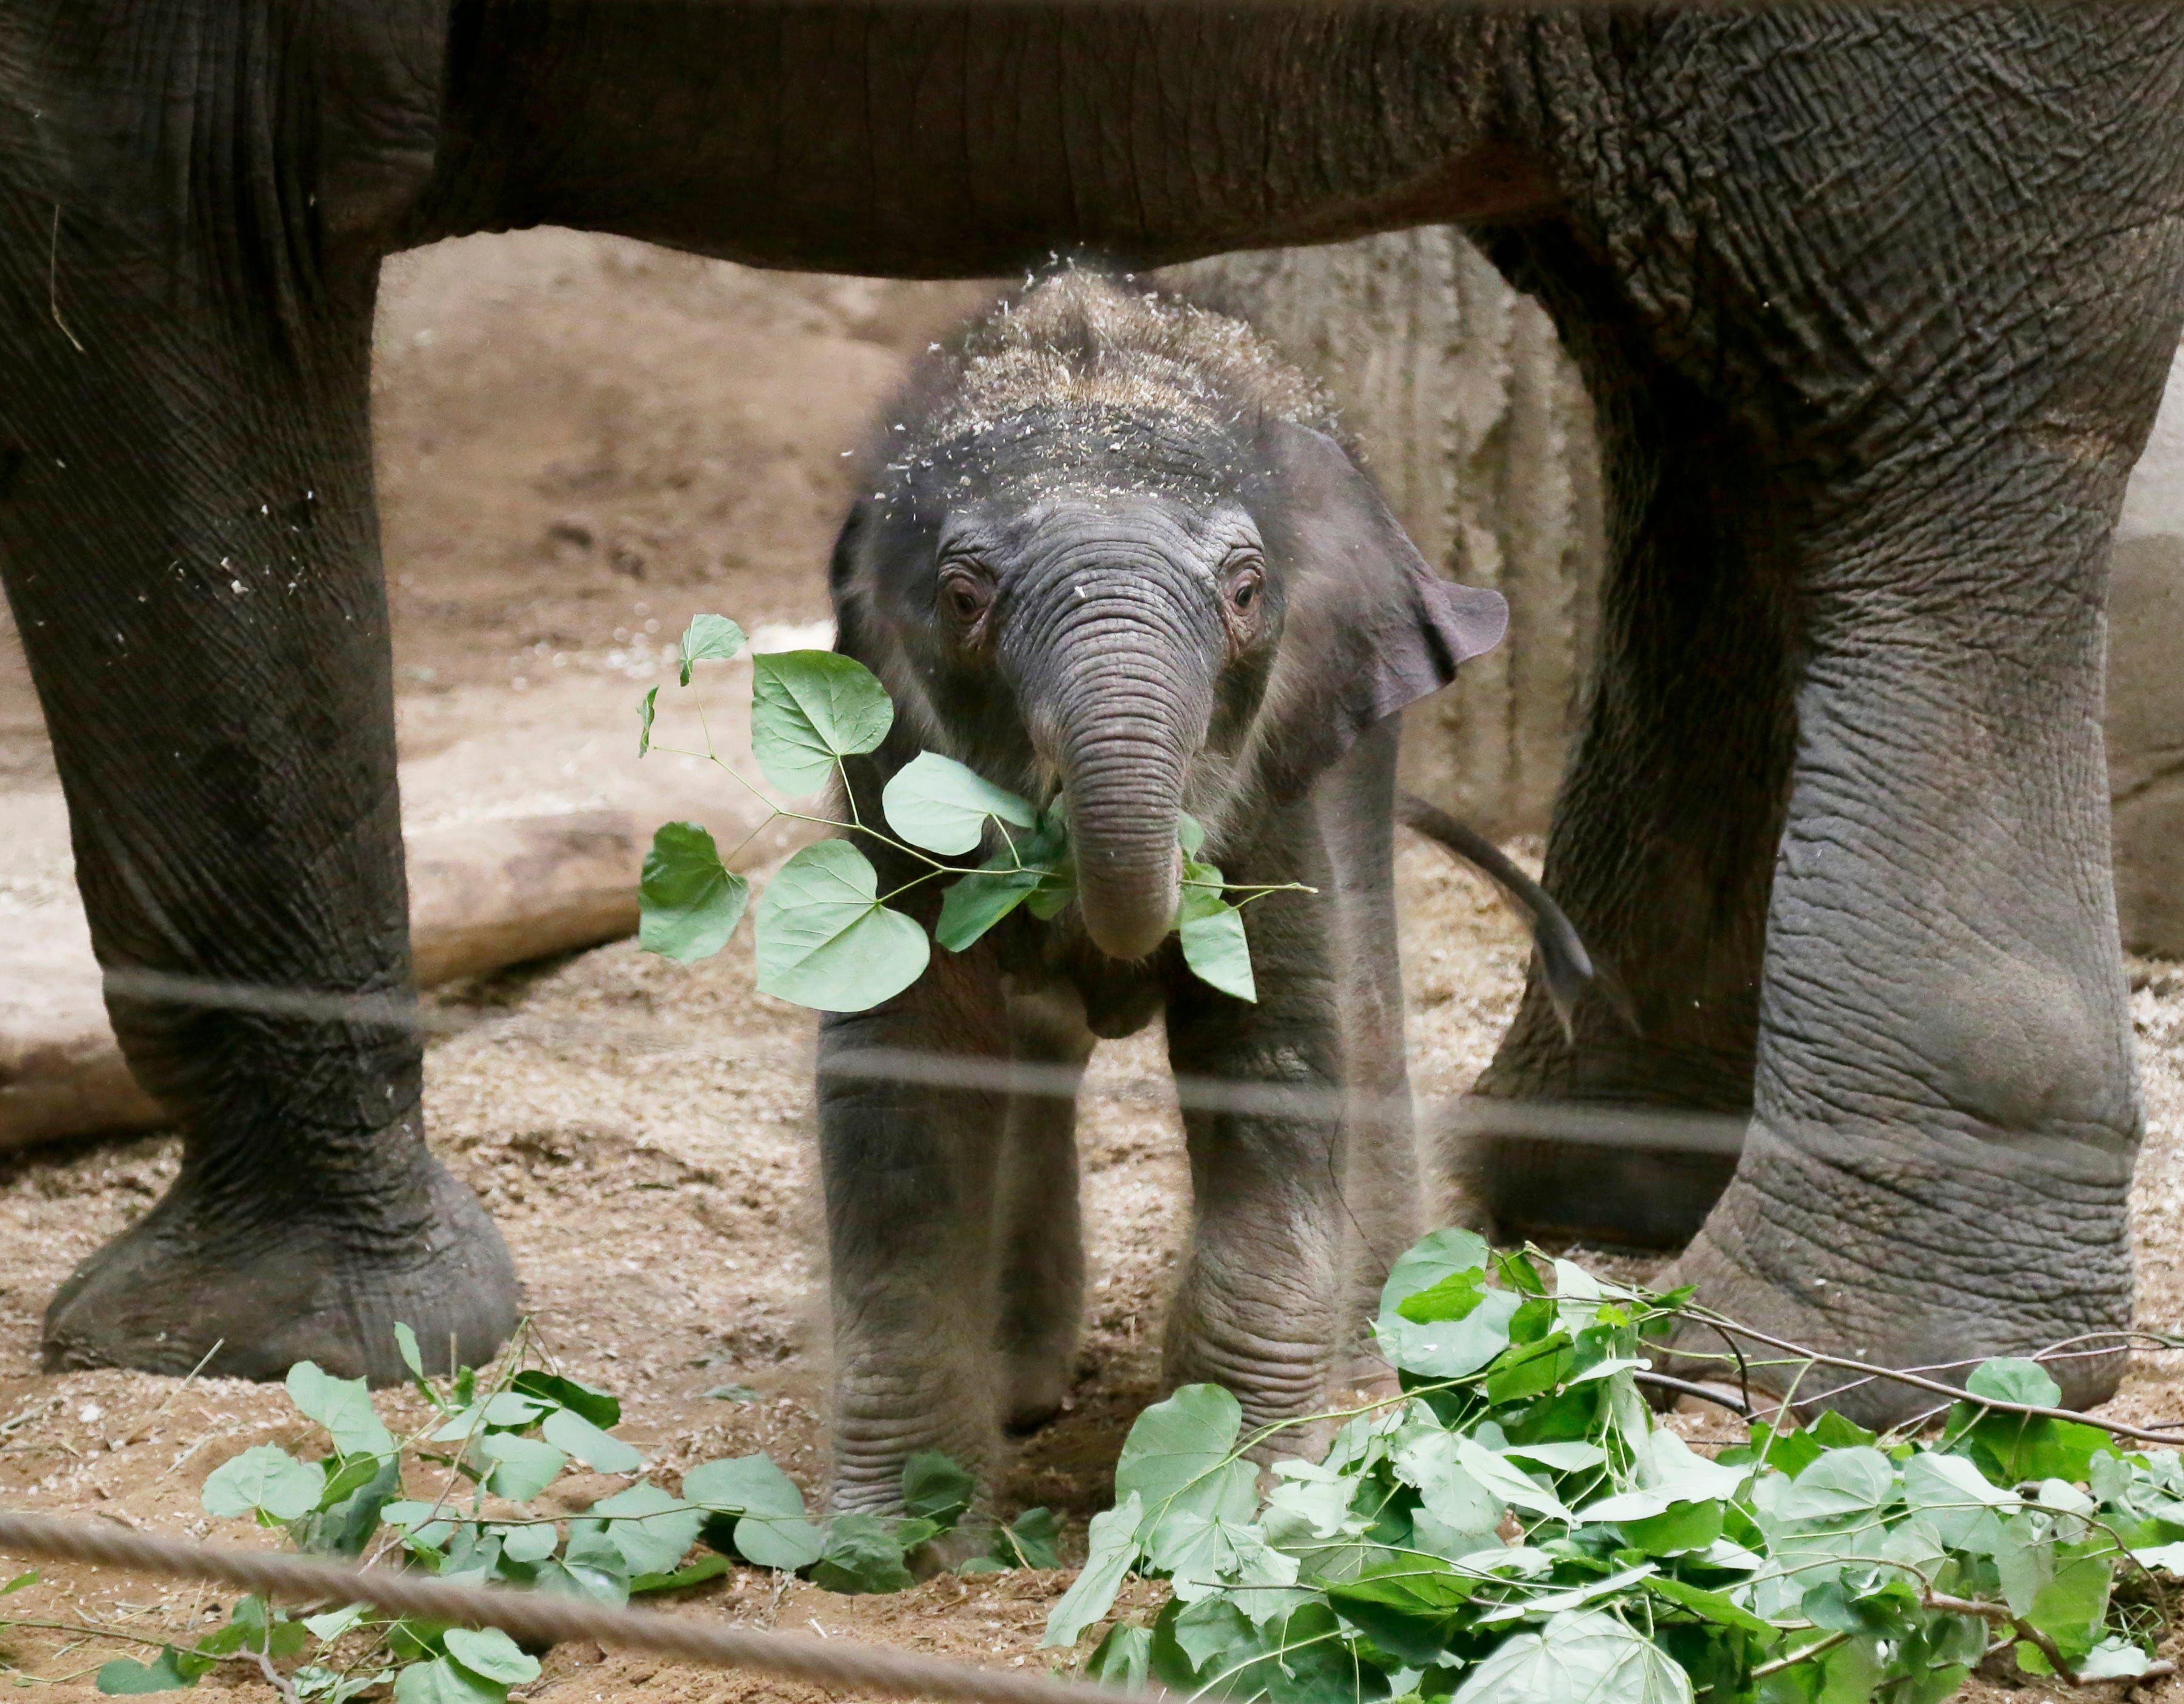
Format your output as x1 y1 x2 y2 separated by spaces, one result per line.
2 0 2177 1426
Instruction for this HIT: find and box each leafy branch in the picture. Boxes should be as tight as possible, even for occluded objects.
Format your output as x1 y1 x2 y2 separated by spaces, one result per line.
636 615 1310 1010
1038 1227 2184 1703
60 1328 1057 1700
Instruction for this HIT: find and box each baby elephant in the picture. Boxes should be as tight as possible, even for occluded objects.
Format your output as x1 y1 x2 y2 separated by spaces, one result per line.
821 269 1509 1509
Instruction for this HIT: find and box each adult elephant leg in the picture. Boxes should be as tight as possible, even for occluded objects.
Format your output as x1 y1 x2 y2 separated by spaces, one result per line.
1448 229 1799 1249
1164 904 1347 1443
1661 441 2155 1419
818 955 1013 1508
990 988 1095 1436
0 172 516 1382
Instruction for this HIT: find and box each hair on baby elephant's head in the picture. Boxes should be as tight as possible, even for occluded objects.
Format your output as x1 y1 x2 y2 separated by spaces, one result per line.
831 265 1506 962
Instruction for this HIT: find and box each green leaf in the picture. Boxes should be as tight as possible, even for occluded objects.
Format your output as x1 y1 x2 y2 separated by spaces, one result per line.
679 614 747 686
639 822 750 964
1397 1270 1489 1325
1448 1608 1693 1704
202 1445 325 1522
638 685 658 756
579 1483 704 1577
1643 1576 1773 1635
0 1569 32 1595
1146 1514 1299 1624
1773 1447 1895 1521
1178 868 1255 1002
1178 814 1207 858
902 1450 976 1530
753 840 929 1012
1958 1407 2119 1486
1967 1357 2062 1410
1326 1561 1480 1666
511 1370 621 1428
487 1521 561 1564
392 1656 505 1704
1085 1621 1153 1688
2025 1537 2113 1664
542 1407 644 1475
684 1453 807 1517
300 1452 402 1557
935 865 1044 952
1484 1333 1576 1407
1114 1385 1256 1540
476 1433 568 1502
393 1323 426 1381
1043 1492 1145 1647
1375 1286 1522 1381
302 1604 370 1641
95 1650 204 1694
2075 1637 2155 1680
750 650 894 794
536 1530 633 1606
881 751 1036 855
1380 1230 1491 1315
1616 1499 1723 1557
685 1454 827 1570
1903 1451 2018 1550
994 1507 1063 1569
285 1362 394 1458
443 1628 540 1687
632 1553 733 1594
808 1512 915 1594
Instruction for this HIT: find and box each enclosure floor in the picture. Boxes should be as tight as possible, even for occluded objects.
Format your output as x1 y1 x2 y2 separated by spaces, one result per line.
0 864 2171 1702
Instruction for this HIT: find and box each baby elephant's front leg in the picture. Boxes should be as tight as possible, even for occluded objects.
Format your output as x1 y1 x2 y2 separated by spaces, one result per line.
817 993 1010 1510
1163 989 1349 1448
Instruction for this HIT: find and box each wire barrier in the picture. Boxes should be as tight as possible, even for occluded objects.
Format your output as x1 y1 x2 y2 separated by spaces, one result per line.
0 1512 1115 1704
99 965 1753 1155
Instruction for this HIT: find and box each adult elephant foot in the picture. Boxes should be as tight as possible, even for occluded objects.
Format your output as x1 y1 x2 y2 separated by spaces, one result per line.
1653 1120 2133 1425
42 1137 518 1385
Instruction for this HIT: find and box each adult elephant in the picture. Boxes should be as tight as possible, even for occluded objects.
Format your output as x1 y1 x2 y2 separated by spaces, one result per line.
1 2 2177 1425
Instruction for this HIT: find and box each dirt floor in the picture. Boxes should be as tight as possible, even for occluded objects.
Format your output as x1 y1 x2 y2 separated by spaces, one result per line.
0 232 2181 1702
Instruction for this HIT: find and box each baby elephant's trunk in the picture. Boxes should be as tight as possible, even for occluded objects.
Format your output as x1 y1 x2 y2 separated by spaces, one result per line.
1043 603 1216 962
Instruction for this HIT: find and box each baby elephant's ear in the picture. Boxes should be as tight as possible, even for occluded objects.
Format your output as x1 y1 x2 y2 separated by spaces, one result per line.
1250 422 1508 789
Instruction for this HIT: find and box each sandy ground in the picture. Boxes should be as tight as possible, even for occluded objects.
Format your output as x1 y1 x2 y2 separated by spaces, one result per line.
0 232 2180 1702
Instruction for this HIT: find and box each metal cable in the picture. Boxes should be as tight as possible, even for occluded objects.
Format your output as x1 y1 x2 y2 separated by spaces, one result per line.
0 1511 1121 1704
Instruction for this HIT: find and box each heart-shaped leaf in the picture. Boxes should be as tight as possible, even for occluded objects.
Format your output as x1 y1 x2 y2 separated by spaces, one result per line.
202 1446 325 1523
750 651 893 794
678 614 747 686
753 840 928 1012
1178 862 1255 1002
285 1362 394 1458
936 866 1045 952
443 1627 540 1686
881 751 1036 855
639 822 749 964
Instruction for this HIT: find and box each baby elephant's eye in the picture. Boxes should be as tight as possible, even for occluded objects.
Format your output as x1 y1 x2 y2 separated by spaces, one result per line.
1224 560 1265 617
940 566 993 624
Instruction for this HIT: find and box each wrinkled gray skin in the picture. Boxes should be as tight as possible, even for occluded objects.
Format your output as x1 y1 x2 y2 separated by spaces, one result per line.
819 277 1508 1498
1 4 2179 1435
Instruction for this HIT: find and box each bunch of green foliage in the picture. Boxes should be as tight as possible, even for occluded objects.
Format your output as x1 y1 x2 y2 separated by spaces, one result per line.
636 615 1302 1009
95 1326 1056 1699
1043 1229 2184 1703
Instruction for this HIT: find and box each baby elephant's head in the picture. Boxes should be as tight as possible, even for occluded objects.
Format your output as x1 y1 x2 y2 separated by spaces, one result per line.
833 272 1505 961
